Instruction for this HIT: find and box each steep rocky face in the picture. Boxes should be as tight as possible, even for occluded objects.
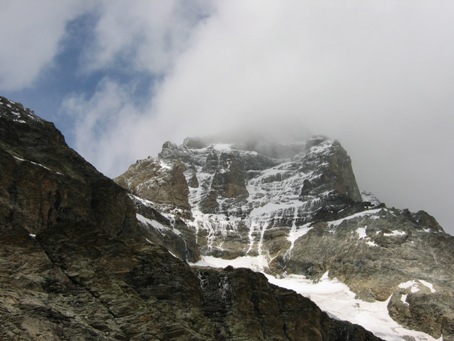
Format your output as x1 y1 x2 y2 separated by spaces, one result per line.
116 135 364 259
115 153 190 212
0 96 382 340
116 134 454 340
0 96 139 240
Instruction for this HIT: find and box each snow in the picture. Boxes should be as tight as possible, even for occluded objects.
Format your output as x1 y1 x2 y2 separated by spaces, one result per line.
328 208 383 227
159 159 172 170
419 280 436 293
355 226 379 247
286 222 312 257
361 191 381 206
383 230 406 237
308 140 334 156
401 294 409 305
13 156 52 172
366 241 378 247
269 274 437 341
399 280 436 294
137 213 182 236
191 255 268 272
192 255 440 340
1 98 40 123
356 227 367 239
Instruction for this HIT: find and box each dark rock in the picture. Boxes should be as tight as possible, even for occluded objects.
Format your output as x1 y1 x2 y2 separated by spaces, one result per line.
200 190 219 214
188 172 199 188
211 153 248 199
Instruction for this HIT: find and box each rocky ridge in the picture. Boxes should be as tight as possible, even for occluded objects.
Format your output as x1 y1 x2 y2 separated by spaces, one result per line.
116 135 454 340
0 95 384 340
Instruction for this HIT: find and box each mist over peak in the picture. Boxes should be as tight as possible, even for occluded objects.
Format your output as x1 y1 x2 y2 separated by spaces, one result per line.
179 121 314 158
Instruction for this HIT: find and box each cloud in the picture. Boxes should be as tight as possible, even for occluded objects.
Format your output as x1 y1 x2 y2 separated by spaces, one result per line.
2 1 452 232
0 0 92 91
61 1 454 232
80 0 214 75
62 78 147 173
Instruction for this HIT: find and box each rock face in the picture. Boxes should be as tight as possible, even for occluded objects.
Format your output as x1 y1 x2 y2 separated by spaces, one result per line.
116 134 454 340
117 136 364 258
115 150 190 212
0 95 383 340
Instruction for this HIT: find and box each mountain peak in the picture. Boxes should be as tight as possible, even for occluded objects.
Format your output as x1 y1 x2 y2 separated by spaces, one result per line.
115 132 454 340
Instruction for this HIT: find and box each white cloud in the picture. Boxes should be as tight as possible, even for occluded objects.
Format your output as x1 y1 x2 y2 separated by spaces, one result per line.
62 1 454 233
3 1 452 232
62 78 146 174
81 0 214 75
0 0 92 91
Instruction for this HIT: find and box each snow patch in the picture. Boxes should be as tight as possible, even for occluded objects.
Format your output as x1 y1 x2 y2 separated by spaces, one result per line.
356 227 367 239
419 280 436 293
399 280 436 294
361 191 381 206
355 226 379 247
286 222 312 257
191 255 269 272
366 241 378 247
159 159 172 170
401 294 409 305
268 274 439 341
384 230 406 237
14 156 52 172
136 214 181 236
328 208 383 227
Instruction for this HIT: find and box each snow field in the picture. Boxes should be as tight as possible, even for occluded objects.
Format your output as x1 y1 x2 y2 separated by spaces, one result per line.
192 256 441 341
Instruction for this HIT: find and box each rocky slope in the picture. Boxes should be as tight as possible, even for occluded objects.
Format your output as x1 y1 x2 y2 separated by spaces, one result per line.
116 136 454 340
0 96 384 340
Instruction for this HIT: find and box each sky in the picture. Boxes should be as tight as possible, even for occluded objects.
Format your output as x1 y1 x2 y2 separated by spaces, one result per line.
1 0 453 235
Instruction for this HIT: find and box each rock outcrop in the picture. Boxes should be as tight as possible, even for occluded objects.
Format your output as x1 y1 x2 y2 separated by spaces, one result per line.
0 96 383 340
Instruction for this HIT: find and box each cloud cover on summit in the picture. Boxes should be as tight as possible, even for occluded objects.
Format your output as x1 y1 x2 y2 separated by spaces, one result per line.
0 0 453 234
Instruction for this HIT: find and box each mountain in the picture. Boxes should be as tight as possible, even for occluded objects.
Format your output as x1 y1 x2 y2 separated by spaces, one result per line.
0 96 388 340
115 136 454 340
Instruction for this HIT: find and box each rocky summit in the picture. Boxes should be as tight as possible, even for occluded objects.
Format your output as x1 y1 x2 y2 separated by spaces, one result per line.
0 96 389 340
115 136 454 340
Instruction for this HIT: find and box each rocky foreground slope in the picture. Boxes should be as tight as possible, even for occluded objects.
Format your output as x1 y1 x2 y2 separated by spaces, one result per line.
0 96 386 339
115 136 454 340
